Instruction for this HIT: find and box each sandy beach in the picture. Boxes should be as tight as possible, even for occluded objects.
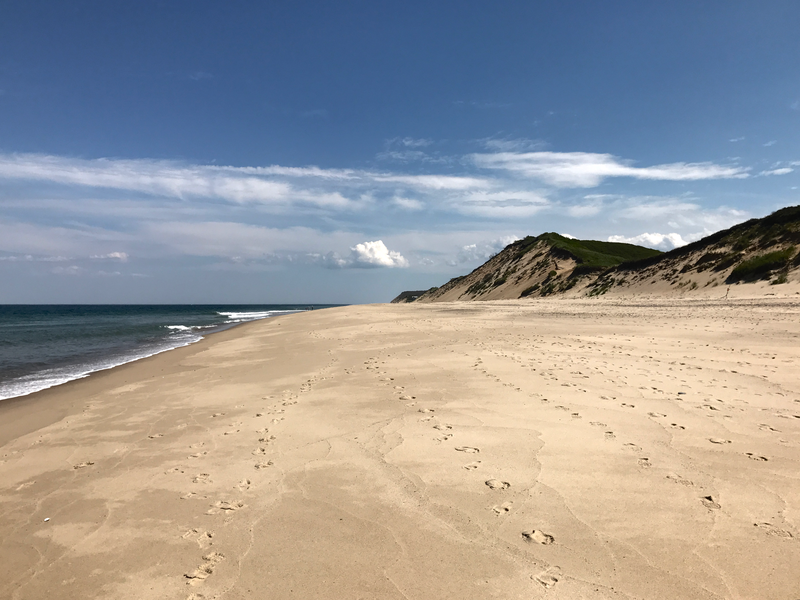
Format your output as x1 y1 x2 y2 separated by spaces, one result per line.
1 297 799 600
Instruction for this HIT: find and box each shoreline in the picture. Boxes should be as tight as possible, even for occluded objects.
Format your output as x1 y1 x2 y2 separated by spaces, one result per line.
1 299 798 599
0 311 299 447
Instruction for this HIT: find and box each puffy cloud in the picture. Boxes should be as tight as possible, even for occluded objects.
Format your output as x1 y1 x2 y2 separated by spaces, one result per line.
449 236 519 265
607 232 688 250
321 240 408 269
470 151 749 187
349 240 408 268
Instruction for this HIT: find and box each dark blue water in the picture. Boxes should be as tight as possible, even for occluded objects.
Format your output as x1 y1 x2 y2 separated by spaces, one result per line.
0 305 338 401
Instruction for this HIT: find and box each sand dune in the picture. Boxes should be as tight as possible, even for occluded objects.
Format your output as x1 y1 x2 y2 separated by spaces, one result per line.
1 298 799 599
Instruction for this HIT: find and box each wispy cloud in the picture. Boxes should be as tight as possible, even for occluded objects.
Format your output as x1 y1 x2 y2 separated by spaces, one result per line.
482 138 547 152
763 140 777 147
470 151 749 187
0 149 768 273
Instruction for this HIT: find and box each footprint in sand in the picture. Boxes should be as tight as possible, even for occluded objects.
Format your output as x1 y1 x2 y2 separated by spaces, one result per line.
434 434 453 442
211 413 225 418
193 474 211 484
455 446 480 453
701 495 721 510
223 430 240 436
258 435 276 443
571 412 581 419
708 438 731 445
485 479 510 490
621 403 636 408
433 424 452 431
666 473 693 486
533 566 562 588
669 423 686 430
648 412 666 418
252 447 270 456
73 461 95 469
492 502 513 515
463 461 481 470
148 433 164 439
555 405 570 411
638 457 652 468
166 467 186 474
418 408 434 413
182 529 214 548
184 551 224 585
590 421 607 427
254 461 273 470
759 424 780 432
623 443 642 452
754 522 794 538
604 431 616 440
206 501 245 515
746 453 769 461
188 452 207 459
522 529 555 545
236 479 251 491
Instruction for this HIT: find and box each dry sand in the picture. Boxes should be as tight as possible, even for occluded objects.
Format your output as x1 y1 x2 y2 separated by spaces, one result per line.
1 297 799 599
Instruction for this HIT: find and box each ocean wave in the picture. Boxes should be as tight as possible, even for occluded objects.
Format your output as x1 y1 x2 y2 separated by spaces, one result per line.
0 333 202 402
218 310 302 322
166 325 193 331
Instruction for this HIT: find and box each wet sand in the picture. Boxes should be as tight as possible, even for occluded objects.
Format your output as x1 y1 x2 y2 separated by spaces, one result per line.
1 298 799 599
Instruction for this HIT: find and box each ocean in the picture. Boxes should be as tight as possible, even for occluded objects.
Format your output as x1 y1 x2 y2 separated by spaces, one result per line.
0 305 337 401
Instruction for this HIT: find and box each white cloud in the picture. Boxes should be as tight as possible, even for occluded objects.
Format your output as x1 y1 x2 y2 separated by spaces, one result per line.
608 232 688 251
90 251 129 261
482 138 546 152
449 236 519 265
760 167 793 176
323 240 409 269
391 196 424 210
470 151 749 187
451 190 549 218
763 140 777 147
51 265 83 275
729 137 745 142
349 240 408 268
398 137 433 148
566 201 603 217
374 173 489 190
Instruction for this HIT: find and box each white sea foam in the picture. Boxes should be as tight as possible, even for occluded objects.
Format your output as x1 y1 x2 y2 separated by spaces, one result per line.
166 325 192 331
0 333 201 401
218 310 302 323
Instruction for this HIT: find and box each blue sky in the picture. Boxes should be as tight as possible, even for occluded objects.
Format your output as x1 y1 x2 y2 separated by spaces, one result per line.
1 0 798 303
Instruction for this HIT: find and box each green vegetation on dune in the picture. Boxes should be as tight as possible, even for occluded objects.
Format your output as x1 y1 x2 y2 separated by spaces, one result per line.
727 248 795 283
509 233 662 270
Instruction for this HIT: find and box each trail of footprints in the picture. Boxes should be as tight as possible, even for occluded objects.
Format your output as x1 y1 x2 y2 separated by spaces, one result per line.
176 362 341 594
392 376 562 588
